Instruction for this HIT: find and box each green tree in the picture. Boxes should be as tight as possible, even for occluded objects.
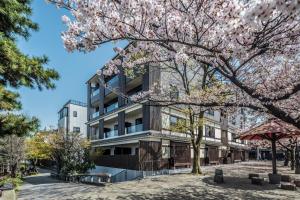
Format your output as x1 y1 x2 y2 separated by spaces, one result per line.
0 0 59 137
25 132 52 169
47 130 95 175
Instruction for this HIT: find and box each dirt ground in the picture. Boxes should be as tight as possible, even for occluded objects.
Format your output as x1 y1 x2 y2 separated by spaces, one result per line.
18 161 300 200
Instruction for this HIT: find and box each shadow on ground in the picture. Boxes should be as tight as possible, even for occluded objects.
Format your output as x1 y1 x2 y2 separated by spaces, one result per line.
111 184 281 200
202 176 277 191
22 175 61 185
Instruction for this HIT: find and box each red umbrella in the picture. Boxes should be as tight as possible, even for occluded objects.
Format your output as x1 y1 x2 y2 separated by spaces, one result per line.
239 119 300 175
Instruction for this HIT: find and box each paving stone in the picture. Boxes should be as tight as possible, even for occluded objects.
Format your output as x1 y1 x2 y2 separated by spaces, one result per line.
251 177 264 185
281 175 291 182
294 179 300 187
280 183 296 191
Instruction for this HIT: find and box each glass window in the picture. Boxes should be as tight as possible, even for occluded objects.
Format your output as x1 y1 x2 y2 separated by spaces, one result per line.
59 107 68 119
205 125 215 138
73 127 80 133
170 115 186 132
232 133 237 142
169 85 179 100
230 116 236 125
162 146 170 159
206 109 214 116
73 111 77 117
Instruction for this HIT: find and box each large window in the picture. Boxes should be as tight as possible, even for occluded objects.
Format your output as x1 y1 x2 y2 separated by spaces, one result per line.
59 107 68 119
169 115 186 132
205 125 215 138
73 127 80 133
206 109 214 116
162 146 170 159
232 133 237 142
73 111 77 117
169 85 179 100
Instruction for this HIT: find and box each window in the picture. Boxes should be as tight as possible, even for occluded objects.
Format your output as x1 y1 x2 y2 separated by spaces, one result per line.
169 115 186 132
206 109 214 116
169 85 179 100
232 133 237 142
162 146 170 159
230 116 236 125
205 125 215 138
73 111 77 117
73 127 80 133
59 107 68 119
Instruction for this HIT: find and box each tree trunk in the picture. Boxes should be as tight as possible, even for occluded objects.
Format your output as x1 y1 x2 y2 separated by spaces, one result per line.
284 150 289 166
295 142 300 174
192 144 202 174
291 146 295 170
271 136 277 174
10 163 17 178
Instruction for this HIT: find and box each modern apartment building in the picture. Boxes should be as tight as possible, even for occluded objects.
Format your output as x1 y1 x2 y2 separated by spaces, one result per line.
58 100 87 137
86 56 249 171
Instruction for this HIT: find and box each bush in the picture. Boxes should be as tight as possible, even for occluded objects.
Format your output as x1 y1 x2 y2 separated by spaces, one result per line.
0 176 23 190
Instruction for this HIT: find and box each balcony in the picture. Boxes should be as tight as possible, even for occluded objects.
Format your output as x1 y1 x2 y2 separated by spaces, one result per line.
105 76 119 96
126 124 143 134
91 88 100 97
91 112 99 119
104 102 118 113
104 130 118 138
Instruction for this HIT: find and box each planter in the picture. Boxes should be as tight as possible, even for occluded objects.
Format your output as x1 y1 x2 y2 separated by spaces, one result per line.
268 173 281 184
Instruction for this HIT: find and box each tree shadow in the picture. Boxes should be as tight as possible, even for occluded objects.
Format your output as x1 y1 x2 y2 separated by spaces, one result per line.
202 176 277 191
23 174 61 185
112 183 279 200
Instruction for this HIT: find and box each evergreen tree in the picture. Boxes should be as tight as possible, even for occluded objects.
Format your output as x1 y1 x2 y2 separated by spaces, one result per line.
0 0 59 136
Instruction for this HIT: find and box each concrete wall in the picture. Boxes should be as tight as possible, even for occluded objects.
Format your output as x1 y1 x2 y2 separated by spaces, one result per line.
68 104 87 137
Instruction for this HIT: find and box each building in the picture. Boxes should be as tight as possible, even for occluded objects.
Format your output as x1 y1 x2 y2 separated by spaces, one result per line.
58 100 87 137
86 58 249 171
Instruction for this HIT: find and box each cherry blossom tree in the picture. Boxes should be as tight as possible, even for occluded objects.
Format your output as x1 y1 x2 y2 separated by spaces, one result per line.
48 0 300 129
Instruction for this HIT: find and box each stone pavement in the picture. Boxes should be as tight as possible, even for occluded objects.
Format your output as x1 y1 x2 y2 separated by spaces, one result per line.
18 161 300 200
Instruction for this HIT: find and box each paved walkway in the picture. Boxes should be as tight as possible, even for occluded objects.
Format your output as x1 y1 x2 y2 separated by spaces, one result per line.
18 169 99 200
18 162 300 200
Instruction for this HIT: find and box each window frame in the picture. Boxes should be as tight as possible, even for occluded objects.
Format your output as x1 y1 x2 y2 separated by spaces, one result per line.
73 127 80 133
73 111 77 117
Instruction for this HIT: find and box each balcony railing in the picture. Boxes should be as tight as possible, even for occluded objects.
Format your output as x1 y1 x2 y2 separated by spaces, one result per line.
126 124 143 134
91 88 100 97
104 130 118 138
105 76 119 96
91 112 99 119
104 102 118 113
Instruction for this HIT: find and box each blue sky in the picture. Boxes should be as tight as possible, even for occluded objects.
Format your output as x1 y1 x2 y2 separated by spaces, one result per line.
17 0 124 129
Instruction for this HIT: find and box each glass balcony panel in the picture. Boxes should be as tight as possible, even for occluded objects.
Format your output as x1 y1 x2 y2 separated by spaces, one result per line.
91 88 100 97
105 76 119 96
126 124 143 134
104 102 118 113
91 112 99 119
104 130 118 138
